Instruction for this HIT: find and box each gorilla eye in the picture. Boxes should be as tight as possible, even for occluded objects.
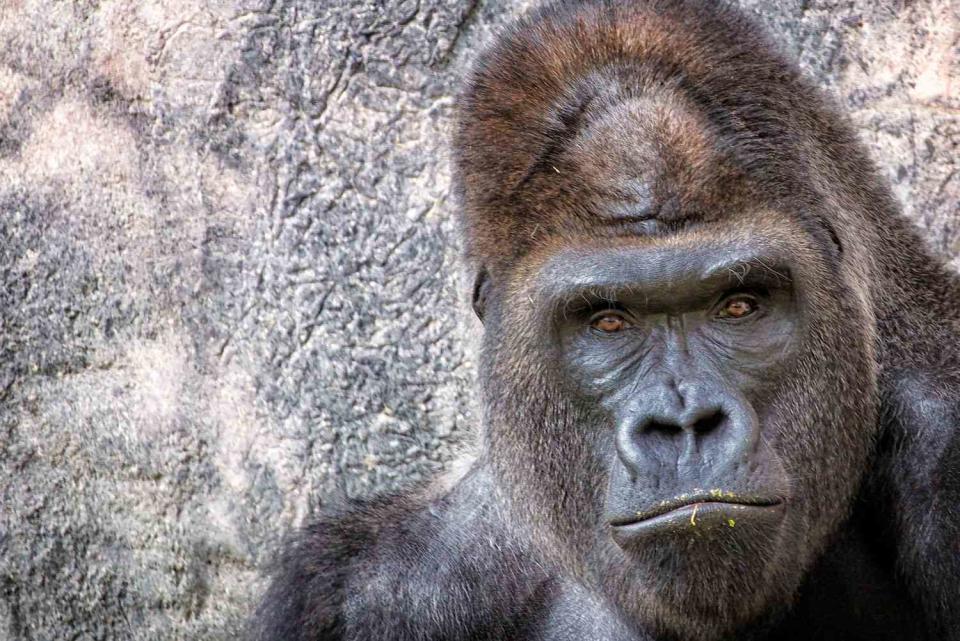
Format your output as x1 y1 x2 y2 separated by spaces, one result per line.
718 295 758 320
590 312 629 333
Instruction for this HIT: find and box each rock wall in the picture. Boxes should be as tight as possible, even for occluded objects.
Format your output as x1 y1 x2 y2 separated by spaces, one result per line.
0 1 956 639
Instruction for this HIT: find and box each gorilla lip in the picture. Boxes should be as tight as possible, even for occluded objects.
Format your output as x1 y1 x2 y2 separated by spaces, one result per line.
609 492 783 528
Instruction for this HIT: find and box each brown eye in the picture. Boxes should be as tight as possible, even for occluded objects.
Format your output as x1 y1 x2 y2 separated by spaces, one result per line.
591 313 628 333
718 296 757 319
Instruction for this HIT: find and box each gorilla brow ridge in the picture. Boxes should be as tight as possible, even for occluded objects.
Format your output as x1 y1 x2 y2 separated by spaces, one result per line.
553 284 651 322
727 259 792 286
548 256 792 319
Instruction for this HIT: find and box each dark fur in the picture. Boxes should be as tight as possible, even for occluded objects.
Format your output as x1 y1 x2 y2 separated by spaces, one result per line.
251 2 960 640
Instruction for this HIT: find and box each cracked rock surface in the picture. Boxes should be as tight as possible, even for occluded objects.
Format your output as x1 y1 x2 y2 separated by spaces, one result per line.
0 1 956 639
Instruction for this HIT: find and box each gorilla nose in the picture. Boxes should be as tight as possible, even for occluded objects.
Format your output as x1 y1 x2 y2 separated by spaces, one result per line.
615 380 760 479
644 404 726 436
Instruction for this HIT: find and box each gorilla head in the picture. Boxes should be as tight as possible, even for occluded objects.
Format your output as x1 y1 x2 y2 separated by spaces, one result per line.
455 1 880 636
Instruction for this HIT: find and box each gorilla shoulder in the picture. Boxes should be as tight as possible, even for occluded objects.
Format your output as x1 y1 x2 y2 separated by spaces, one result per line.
251 472 640 641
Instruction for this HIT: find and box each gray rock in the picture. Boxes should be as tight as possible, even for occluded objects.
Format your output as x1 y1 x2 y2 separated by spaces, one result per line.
0 0 956 638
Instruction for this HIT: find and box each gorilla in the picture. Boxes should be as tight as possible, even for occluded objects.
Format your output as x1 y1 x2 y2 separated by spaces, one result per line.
252 1 960 640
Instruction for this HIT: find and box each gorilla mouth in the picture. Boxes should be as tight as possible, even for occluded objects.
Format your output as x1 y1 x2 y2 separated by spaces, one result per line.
609 491 784 539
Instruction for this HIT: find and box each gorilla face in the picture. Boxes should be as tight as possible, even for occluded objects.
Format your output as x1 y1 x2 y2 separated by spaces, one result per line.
477 104 879 635
484 216 877 635
554 237 797 538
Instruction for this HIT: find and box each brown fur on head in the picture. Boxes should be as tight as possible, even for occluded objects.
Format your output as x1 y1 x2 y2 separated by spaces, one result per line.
452 0 863 279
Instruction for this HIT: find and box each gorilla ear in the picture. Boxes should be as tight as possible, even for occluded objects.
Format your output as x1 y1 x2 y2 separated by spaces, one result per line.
472 267 491 323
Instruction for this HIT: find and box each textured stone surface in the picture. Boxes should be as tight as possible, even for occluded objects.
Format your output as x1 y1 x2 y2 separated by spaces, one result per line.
0 1 956 639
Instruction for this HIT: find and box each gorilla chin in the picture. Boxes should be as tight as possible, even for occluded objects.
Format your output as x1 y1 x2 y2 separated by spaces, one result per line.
607 495 788 620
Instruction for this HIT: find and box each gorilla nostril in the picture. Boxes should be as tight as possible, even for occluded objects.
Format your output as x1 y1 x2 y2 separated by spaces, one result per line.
646 420 684 436
693 411 725 434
